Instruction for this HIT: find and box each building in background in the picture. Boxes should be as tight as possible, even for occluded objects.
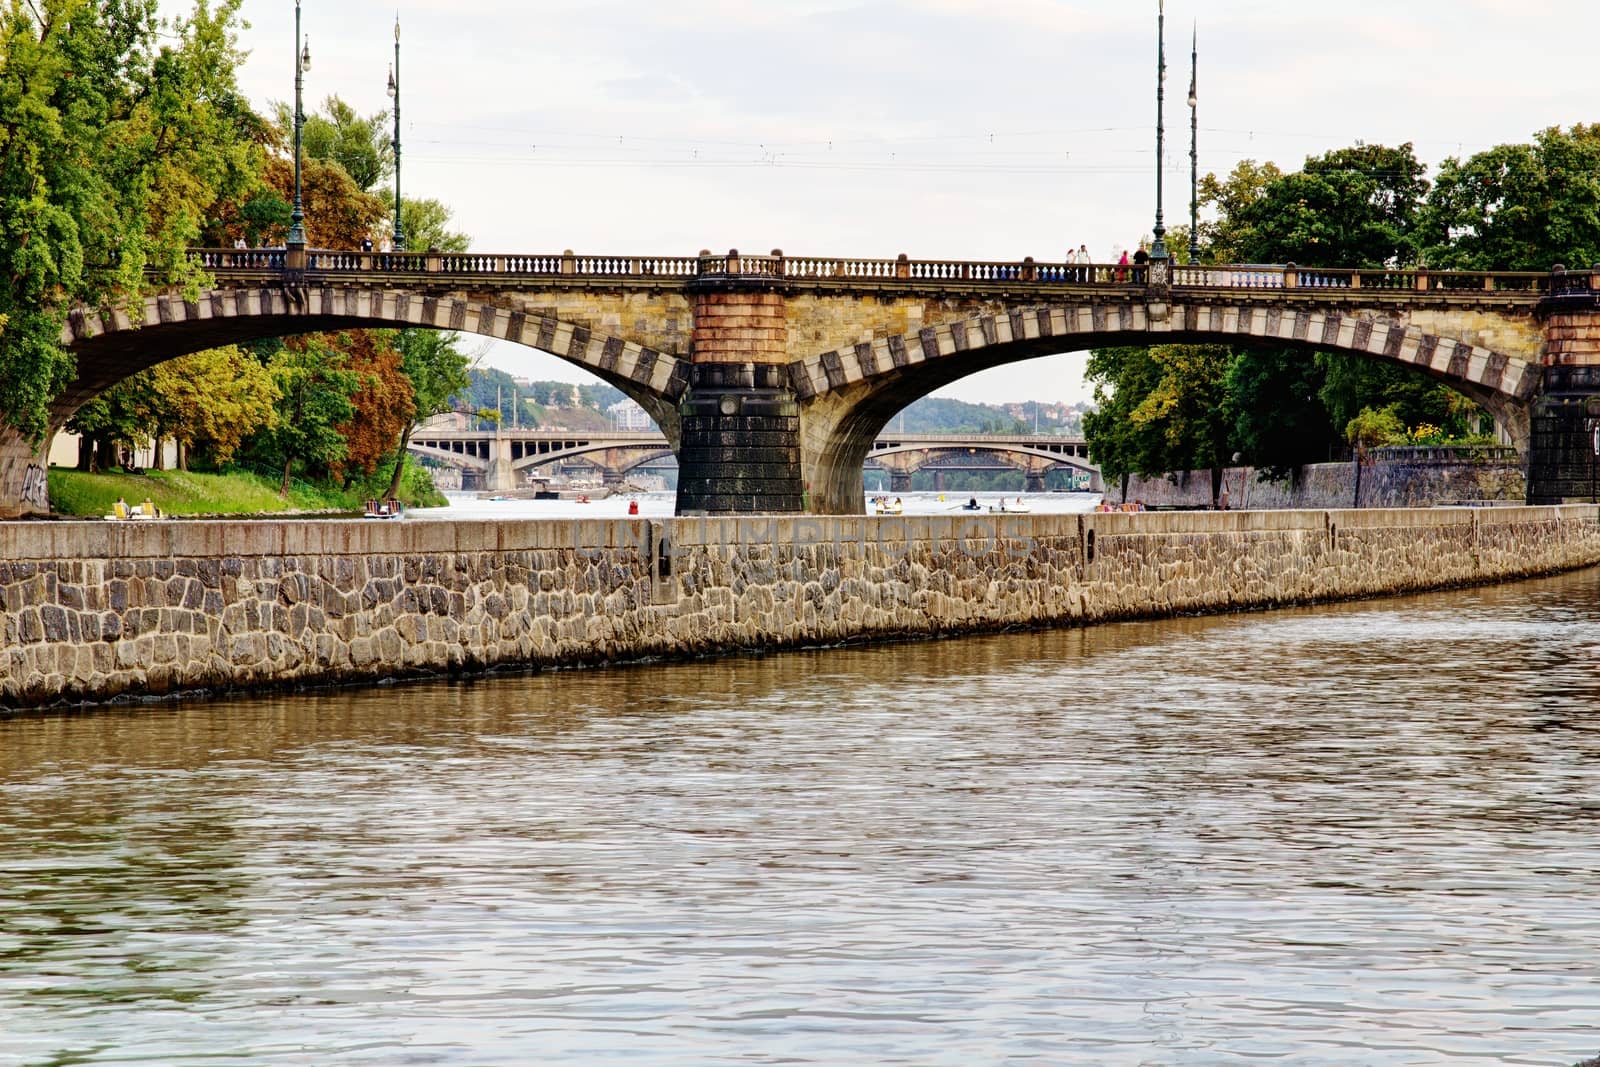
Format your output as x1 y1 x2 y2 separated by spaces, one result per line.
608 399 655 431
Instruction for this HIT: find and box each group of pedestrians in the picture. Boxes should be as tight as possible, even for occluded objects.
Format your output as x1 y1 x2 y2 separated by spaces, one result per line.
1064 239 1153 282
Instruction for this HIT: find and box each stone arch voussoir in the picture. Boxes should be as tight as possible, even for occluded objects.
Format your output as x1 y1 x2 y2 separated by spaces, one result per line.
60 285 690 426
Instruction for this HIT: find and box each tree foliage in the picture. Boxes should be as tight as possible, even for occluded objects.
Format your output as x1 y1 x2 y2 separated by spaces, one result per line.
1421 125 1600 271
395 196 471 253
145 346 277 466
299 96 390 193
1083 347 1169 482
336 331 413 480
253 338 359 494
1206 144 1427 267
0 0 259 443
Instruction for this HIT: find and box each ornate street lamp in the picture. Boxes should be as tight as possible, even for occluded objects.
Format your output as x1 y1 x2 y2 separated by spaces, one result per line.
288 0 311 249
1149 0 1168 263
1188 24 1200 266
386 17 404 252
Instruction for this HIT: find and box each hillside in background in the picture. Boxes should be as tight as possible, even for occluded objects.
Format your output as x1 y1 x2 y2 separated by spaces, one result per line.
890 397 1089 436
456 369 1090 436
455 369 627 431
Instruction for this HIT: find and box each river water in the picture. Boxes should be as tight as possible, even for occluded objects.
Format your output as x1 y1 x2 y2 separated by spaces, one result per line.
3 564 1599 1065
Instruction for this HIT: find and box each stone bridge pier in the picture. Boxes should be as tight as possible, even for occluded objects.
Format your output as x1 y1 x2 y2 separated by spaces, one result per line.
676 255 804 514
1531 276 1600 503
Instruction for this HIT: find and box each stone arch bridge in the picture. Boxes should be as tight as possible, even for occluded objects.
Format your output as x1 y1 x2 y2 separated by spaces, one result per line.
16 247 1600 516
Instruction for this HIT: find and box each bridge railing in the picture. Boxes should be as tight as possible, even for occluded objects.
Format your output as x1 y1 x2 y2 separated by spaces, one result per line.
1170 264 1550 293
181 248 1556 296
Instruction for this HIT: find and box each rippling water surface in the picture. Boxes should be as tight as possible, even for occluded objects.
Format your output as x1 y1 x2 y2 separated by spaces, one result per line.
4 568 1600 1065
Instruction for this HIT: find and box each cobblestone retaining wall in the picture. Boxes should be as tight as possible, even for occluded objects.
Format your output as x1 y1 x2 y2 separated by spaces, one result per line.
3 506 1598 709
1122 456 1527 510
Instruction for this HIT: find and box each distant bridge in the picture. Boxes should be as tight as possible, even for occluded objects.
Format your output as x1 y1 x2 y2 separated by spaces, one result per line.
407 428 1100 492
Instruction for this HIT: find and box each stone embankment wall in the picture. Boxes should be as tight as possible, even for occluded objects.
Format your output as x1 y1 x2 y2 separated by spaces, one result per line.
3 506 1598 709
1122 452 1527 510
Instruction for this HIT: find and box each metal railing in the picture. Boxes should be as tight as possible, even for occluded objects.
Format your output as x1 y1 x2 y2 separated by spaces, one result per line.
180 249 1565 298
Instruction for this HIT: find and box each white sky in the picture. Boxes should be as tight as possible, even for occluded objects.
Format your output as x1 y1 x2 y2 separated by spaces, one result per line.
212 0 1593 405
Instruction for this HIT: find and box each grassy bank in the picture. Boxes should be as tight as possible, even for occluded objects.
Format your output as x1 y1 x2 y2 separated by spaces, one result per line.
47 467 446 518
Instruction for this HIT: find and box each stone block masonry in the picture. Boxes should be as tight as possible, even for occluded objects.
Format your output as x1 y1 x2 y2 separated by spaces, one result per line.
3 506 1599 710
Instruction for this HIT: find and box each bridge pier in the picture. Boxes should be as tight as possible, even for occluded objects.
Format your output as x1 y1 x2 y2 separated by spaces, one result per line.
675 364 803 513
1529 292 1600 503
1528 367 1600 503
1025 471 1047 493
677 257 805 514
0 431 50 518
889 470 913 493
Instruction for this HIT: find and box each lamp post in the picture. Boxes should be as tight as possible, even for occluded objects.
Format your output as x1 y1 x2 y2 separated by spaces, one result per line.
1149 0 1168 263
1187 24 1200 266
386 17 404 252
287 0 311 250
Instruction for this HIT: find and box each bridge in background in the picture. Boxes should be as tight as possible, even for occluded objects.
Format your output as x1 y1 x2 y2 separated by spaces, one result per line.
18 247 1600 517
407 428 1100 493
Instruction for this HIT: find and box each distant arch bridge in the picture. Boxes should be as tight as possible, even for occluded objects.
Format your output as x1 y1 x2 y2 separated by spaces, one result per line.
407 428 1100 492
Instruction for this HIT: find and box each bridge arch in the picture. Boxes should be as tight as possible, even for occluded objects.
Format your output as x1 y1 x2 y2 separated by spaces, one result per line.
791 299 1540 513
56 285 691 439
405 432 676 489
867 439 1096 476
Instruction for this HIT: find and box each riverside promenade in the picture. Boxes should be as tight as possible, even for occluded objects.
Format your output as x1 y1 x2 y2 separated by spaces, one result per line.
4 505 1600 709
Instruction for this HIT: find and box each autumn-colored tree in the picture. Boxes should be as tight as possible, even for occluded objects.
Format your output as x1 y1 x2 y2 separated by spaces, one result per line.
260 155 386 249
145 347 278 467
334 331 413 480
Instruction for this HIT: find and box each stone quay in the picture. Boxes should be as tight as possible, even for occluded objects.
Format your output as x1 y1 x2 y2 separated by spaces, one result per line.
3 506 1599 710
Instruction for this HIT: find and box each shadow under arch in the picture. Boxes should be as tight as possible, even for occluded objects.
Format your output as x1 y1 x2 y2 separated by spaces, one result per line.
795 302 1538 514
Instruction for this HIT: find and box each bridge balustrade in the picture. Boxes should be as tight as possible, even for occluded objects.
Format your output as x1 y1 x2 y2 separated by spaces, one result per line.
194 249 287 271
179 248 1560 298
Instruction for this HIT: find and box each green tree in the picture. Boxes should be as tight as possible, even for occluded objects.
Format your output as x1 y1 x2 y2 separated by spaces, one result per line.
1130 344 1237 503
1083 347 1170 487
1198 159 1283 262
1421 125 1600 271
65 385 146 471
394 195 471 253
1220 143 1427 267
145 346 277 467
258 339 358 494
298 96 390 193
0 0 260 446
1085 344 1237 502
1345 406 1408 450
1316 353 1480 441
384 328 470 498
1226 350 1336 477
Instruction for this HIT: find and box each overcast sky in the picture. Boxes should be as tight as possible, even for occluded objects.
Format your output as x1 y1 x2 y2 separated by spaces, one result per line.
213 0 1592 405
